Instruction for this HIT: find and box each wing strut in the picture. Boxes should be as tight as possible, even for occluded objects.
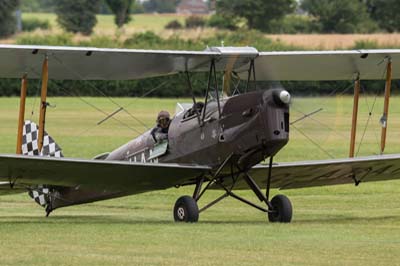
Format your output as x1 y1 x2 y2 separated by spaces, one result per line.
38 56 49 152
16 73 28 154
349 74 360 158
185 71 201 125
380 59 392 154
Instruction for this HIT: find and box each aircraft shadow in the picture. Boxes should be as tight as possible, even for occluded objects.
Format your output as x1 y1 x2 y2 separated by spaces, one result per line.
0 215 171 225
0 214 399 225
294 215 400 225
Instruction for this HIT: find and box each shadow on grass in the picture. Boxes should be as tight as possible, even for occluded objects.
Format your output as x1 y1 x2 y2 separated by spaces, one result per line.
0 214 170 225
86 204 144 211
294 215 400 225
1 213 399 226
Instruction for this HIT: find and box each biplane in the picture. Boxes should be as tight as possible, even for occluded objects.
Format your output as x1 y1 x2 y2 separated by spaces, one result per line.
1 44 400 223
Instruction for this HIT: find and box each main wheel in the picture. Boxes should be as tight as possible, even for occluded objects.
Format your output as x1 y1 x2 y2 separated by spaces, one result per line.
268 194 292 223
173 195 199 222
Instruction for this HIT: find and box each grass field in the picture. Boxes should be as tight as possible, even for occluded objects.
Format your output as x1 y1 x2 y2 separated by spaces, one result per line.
18 13 215 42
267 33 400 50
22 13 188 32
1 96 400 265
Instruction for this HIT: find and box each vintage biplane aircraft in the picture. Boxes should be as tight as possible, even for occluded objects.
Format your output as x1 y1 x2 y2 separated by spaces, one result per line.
1 44 400 223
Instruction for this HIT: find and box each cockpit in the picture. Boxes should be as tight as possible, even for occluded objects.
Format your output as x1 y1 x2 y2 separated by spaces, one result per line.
183 102 204 119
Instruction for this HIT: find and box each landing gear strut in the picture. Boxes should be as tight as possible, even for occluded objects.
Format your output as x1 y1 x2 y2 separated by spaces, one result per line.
173 156 292 223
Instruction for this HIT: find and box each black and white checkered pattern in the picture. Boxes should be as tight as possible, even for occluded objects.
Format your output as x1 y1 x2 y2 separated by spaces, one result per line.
22 120 64 157
22 120 39 156
28 185 50 207
22 120 64 208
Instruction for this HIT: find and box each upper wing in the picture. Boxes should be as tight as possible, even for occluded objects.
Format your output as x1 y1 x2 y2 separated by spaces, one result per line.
0 45 257 80
0 154 210 194
2 45 400 81
250 50 400 81
228 154 400 190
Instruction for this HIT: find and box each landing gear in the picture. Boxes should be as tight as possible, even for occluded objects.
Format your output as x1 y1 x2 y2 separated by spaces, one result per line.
173 195 199 222
173 156 293 223
268 194 292 223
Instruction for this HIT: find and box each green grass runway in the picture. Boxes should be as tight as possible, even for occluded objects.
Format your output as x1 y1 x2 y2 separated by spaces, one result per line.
1 96 400 265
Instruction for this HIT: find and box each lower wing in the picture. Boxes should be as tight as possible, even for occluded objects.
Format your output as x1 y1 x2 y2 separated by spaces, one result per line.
0 154 210 194
236 154 400 190
2 153 400 193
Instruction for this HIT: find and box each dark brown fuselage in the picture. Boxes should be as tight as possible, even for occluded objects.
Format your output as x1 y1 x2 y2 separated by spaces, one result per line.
49 89 290 210
107 89 289 171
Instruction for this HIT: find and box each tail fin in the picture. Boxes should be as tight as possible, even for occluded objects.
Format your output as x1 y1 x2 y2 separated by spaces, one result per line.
28 185 51 208
22 120 63 211
22 120 63 157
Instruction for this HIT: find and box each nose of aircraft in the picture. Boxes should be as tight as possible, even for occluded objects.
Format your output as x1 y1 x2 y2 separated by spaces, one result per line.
279 90 291 104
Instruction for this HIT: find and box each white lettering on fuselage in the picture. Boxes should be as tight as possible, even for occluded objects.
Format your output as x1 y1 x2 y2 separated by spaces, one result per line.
212 129 217 139
129 149 158 164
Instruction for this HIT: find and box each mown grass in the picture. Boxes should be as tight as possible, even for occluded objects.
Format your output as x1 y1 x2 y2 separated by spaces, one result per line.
1 96 400 265
22 12 188 32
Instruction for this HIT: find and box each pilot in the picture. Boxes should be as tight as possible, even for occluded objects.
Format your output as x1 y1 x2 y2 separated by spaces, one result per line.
192 102 204 115
151 110 171 143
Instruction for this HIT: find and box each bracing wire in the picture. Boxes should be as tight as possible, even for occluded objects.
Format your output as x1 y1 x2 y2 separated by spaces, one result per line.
52 55 150 130
27 66 142 135
356 63 389 156
356 84 380 156
291 105 348 140
290 80 355 144
29 80 41 120
56 81 142 135
291 124 335 159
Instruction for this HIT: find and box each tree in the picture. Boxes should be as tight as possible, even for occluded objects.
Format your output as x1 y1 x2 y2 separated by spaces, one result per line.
20 0 40 12
366 0 400 33
55 0 99 35
20 0 55 12
0 0 20 38
216 0 296 32
302 0 377 33
105 0 133 28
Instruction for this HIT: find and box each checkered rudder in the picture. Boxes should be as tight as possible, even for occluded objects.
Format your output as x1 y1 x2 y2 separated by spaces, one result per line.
22 120 64 208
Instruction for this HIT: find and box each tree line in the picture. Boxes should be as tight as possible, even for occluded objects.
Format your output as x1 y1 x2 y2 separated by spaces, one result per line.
1 0 135 36
216 0 400 34
2 0 400 37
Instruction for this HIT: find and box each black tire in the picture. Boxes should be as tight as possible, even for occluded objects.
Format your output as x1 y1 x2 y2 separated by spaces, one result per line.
268 194 292 223
173 195 199 223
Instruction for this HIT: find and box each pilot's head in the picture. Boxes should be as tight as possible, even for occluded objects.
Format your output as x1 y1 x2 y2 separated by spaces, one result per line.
157 110 170 129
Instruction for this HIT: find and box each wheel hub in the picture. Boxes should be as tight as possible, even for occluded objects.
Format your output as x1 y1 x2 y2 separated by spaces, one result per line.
177 206 185 220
